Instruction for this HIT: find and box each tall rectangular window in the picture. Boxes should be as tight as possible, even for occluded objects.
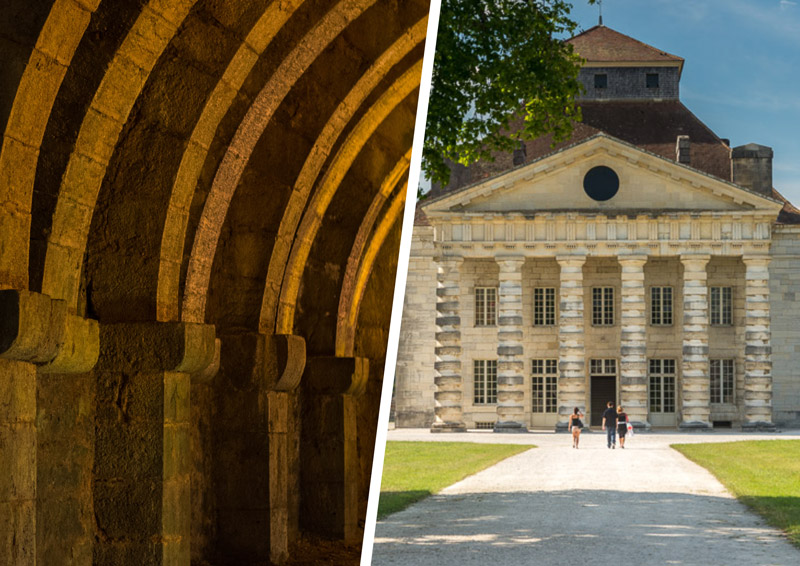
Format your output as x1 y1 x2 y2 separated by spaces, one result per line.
475 287 497 326
650 286 673 325
649 359 676 413
710 286 732 325
531 359 558 413
474 360 497 405
592 287 614 326
710 359 734 404
533 287 556 326
646 73 660 88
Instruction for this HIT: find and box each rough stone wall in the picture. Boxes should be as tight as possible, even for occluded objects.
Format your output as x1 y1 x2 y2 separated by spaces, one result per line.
36 372 94 564
770 227 800 427
577 66 680 101
395 224 437 428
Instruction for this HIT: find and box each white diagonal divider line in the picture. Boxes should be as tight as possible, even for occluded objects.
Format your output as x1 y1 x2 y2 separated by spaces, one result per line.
360 1 443 563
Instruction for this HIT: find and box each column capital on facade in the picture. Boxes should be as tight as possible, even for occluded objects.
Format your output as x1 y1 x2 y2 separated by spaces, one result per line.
555 254 587 268
495 256 526 271
616 254 648 267
741 254 772 268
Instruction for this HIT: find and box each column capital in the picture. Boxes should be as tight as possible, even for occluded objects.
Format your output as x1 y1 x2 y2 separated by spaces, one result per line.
616 254 648 267
496 256 525 273
96 321 216 374
741 254 771 268
0 289 99 373
555 254 587 268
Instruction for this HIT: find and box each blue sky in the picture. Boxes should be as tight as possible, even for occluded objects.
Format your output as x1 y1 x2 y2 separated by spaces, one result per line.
568 0 800 204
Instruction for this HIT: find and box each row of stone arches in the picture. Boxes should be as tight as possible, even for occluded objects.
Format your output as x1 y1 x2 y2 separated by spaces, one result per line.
0 0 428 564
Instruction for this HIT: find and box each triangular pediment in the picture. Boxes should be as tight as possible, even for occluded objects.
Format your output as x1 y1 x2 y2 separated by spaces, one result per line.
422 135 783 218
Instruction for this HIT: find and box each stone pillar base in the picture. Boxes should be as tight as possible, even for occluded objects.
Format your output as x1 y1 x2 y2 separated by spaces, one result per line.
430 422 466 433
678 421 713 431
741 421 777 432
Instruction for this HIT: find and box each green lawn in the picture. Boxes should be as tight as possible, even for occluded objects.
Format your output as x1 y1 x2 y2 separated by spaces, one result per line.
378 441 533 519
673 440 800 547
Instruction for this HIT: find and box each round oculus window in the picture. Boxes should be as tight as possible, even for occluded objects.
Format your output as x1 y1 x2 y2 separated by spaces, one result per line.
583 166 619 201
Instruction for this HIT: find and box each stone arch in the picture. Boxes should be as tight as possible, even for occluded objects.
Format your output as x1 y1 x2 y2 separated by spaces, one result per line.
39 0 198 310
336 153 410 356
0 0 99 290
275 59 421 333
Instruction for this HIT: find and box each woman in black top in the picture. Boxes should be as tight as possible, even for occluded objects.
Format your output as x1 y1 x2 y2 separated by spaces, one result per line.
569 407 584 449
616 406 629 449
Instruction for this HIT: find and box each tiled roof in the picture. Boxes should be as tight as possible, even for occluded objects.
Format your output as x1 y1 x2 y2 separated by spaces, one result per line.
567 25 683 64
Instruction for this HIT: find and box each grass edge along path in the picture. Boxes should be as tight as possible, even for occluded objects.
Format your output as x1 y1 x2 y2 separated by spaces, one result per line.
672 439 800 548
378 441 534 519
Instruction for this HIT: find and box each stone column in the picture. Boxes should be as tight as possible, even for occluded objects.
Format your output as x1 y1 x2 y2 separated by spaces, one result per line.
431 257 466 432
680 255 712 429
556 256 587 431
301 356 368 543
495 257 527 432
94 322 215 565
618 256 649 429
209 332 303 565
0 290 98 566
742 255 775 430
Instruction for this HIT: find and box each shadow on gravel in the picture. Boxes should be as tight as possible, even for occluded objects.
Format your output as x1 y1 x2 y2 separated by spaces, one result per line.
374 490 798 565
378 489 432 519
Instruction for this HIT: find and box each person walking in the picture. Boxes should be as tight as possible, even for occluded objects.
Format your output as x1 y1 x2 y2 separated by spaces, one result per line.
616 405 629 449
601 401 617 449
568 407 584 449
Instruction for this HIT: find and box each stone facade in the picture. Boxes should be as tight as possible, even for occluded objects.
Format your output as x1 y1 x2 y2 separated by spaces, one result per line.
396 133 798 432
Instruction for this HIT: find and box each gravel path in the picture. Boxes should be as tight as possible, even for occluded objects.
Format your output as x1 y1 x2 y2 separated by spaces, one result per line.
370 428 800 566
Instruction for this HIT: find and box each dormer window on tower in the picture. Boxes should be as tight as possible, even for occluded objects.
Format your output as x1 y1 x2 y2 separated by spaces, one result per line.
594 73 608 89
646 73 660 88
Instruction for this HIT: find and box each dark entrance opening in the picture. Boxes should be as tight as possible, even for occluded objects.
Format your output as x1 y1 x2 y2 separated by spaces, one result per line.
591 377 616 427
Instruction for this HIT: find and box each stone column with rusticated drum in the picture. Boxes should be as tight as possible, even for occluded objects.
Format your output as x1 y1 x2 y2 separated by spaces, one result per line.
208 332 304 565
618 255 650 429
742 255 775 430
431 257 466 432
301 356 368 543
495 257 527 432
0 290 99 566
94 322 216 566
680 255 712 429
556 256 587 432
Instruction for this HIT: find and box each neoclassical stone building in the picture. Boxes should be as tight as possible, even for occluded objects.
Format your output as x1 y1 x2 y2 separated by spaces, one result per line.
396 26 800 432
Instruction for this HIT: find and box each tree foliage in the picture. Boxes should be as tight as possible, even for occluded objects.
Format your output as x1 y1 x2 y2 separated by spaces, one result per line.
423 0 593 186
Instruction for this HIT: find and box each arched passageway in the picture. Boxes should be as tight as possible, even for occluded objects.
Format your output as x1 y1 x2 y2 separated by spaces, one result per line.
0 1 428 563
